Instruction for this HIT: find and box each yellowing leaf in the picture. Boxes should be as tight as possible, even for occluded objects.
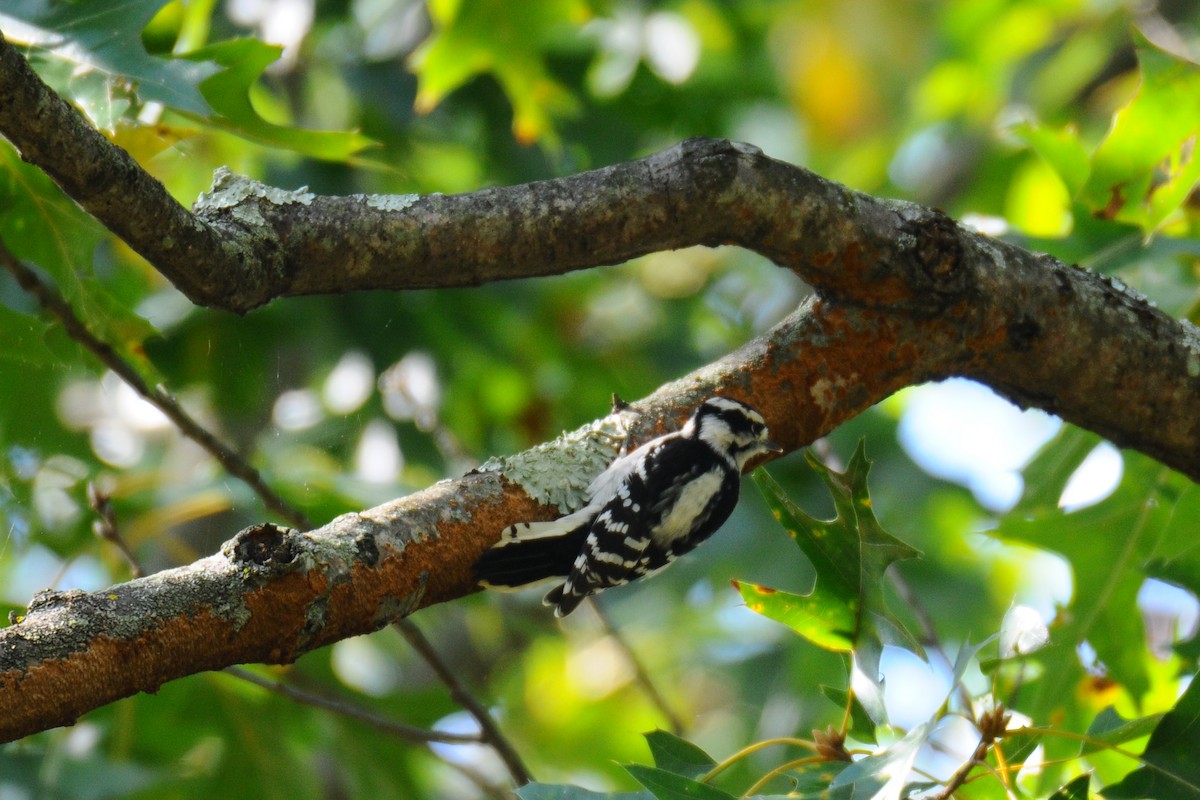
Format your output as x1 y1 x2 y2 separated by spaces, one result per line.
409 0 590 144
1081 32 1200 234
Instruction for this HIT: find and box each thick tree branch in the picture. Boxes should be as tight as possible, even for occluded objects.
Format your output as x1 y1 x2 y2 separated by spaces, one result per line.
2 33 1196 475
0 299 957 742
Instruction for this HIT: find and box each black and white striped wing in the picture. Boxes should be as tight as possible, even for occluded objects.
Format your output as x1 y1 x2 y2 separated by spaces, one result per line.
545 437 740 616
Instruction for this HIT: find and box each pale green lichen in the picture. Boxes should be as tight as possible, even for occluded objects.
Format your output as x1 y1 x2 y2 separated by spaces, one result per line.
480 410 635 513
194 166 316 212
1183 324 1200 379
365 193 420 212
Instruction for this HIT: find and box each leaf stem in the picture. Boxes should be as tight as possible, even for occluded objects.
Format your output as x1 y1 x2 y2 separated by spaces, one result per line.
739 755 826 798
700 737 819 784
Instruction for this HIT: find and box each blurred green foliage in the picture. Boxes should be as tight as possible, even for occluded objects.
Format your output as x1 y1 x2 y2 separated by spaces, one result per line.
1 0 1199 797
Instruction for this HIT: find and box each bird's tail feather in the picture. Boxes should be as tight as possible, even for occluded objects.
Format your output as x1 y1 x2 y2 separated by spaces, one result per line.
475 522 588 590
543 582 587 618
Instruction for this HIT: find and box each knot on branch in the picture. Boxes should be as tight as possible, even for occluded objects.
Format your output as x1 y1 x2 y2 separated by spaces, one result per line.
26 588 88 614
1006 314 1043 352
227 523 300 569
899 209 969 308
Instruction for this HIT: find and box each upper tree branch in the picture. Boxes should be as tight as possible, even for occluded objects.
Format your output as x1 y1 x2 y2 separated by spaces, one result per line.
1 33 1197 476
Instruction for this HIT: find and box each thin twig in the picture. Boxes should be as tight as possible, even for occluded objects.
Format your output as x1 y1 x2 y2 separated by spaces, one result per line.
0 242 308 530
928 734 993 800
588 598 685 736
225 666 514 798
393 618 533 786
87 483 143 577
223 666 484 745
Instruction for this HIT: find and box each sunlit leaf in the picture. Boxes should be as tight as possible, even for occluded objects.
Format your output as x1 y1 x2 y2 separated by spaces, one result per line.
1080 32 1200 233
1012 121 1091 197
180 39 375 160
1103 676 1200 799
735 580 856 652
409 0 590 144
829 721 931 800
1005 156 1073 236
999 605 1048 658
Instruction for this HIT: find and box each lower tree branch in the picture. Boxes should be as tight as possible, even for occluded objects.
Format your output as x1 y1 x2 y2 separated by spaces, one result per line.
0 298 945 742
1 278 1197 740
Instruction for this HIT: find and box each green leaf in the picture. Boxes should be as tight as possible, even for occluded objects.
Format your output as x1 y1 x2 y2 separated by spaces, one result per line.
781 761 853 797
735 581 857 652
1083 706 1162 755
181 39 375 160
1080 31 1200 233
993 454 1192 703
0 307 57 366
1013 121 1091 197
4 3 371 158
0 145 160 380
740 444 921 656
1010 426 1103 516
0 750 165 799
624 765 735 800
410 0 588 144
1049 774 1092 800
829 721 931 799
1141 482 1200 599
820 686 877 744
644 730 716 781
1103 676 1200 799
1 0 217 115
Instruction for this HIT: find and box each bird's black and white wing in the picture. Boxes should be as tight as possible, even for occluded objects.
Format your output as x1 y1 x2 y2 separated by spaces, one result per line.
544 436 740 616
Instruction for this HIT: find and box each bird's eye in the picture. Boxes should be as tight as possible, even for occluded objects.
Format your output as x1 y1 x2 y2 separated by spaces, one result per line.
751 422 764 436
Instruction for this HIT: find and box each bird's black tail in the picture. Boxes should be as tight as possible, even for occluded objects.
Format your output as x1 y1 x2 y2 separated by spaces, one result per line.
474 523 588 590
